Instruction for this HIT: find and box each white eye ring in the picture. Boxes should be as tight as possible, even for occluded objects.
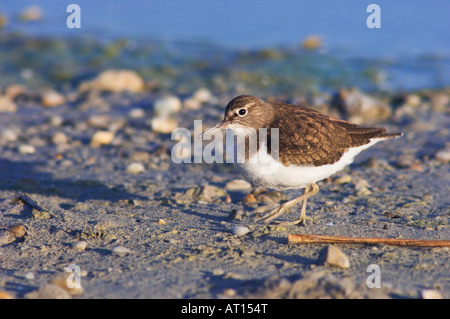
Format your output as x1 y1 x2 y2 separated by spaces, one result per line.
237 108 247 116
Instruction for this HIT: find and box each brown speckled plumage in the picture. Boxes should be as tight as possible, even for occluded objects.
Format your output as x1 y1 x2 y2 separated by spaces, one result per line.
223 95 401 167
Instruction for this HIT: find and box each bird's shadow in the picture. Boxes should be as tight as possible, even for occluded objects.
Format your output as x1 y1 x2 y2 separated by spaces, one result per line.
0 158 145 202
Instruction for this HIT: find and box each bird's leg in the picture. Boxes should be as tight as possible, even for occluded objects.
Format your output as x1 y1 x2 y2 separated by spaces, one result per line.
255 183 319 225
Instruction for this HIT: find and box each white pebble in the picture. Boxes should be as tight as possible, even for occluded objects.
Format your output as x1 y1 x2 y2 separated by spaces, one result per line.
420 289 442 299
231 225 250 237
129 108 146 118
73 241 87 252
90 130 114 147
41 90 65 107
192 88 213 103
19 144 35 154
225 179 252 191
435 148 450 163
52 132 68 145
24 272 35 280
112 246 132 257
127 162 145 174
151 116 178 134
153 95 181 117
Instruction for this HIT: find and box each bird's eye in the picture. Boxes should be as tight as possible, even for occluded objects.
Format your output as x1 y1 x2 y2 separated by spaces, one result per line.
238 108 247 116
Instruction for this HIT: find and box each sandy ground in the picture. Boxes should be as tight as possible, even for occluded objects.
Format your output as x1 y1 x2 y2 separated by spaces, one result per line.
0 89 449 299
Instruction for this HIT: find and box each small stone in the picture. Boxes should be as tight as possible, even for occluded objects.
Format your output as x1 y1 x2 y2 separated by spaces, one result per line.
192 88 213 103
0 230 15 246
41 90 65 107
183 97 201 110
5 84 25 99
317 245 350 269
19 5 43 22
302 35 323 50
8 225 27 237
334 175 352 184
90 130 114 147
435 148 450 163
73 241 87 252
231 225 250 237
112 246 132 257
52 132 69 145
1 128 18 142
356 187 372 197
18 144 35 154
151 116 178 134
24 272 35 280
158 219 166 225
128 108 145 118
78 69 145 93
0 95 17 113
242 193 257 205
153 95 181 117
354 179 370 190
420 289 442 299
126 162 145 174
225 179 252 191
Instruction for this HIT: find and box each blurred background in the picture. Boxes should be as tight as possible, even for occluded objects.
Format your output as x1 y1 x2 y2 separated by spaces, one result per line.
0 0 449 93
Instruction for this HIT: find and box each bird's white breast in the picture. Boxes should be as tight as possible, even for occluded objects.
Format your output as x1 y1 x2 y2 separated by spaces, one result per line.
230 126 385 190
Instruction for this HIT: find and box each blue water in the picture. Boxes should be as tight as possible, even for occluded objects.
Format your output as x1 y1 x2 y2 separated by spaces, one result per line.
1 0 449 90
1 0 449 55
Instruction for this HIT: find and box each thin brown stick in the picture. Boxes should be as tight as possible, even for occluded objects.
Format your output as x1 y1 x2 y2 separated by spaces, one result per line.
288 234 450 247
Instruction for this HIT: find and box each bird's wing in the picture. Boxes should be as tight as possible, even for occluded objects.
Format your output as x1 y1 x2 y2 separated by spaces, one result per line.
268 102 389 166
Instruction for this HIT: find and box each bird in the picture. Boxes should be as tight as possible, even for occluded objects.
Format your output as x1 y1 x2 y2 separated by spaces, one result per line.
201 95 402 225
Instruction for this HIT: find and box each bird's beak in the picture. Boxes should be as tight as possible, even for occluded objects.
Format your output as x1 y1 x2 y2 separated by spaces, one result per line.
199 120 229 138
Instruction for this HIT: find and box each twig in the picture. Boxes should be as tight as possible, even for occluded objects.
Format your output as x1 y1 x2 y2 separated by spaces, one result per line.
18 193 45 211
288 234 450 247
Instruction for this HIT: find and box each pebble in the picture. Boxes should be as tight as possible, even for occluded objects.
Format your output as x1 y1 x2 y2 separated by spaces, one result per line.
302 35 322 50
128 108 146 119
0 230 15 246
18 144 36 154
241 193 257 205
126 162 145 174
334 175 352 184
41 90 65 107
225 179 252 191
0 95 17 113
151 116 179 134
90 130 114 147
112 246 132 257
0 128 19 142
158 219 166 225
183 97 201 110
73 240 87 252
9 225 27 237
435 147 450 163
19 5 43 22
231 225 250 237
153 95 181 117
193 88 213 103
420 289 442 299
24 272 35 280
79 69 145 93
52 132 69 145
317 245 350 269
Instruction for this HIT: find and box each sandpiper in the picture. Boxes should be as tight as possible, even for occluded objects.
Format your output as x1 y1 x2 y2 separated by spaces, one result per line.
201 95 402 225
